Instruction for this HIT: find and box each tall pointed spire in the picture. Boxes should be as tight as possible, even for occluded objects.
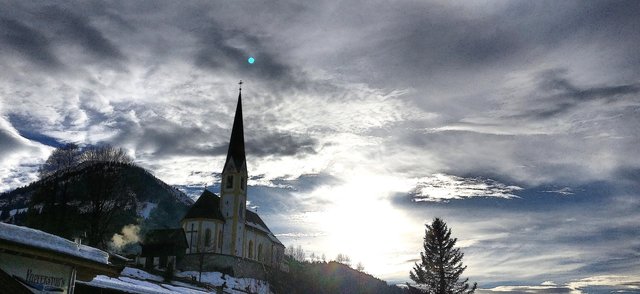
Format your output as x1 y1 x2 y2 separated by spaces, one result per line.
224 81 246 171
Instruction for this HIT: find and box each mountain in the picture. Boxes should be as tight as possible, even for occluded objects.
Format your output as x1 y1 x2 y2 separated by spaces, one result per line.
0 161 193 250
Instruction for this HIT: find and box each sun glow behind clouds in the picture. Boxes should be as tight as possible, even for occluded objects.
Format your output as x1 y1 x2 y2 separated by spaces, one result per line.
293 172 418 277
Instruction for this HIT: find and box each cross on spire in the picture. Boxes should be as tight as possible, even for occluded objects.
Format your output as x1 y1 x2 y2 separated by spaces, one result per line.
239 80 243 92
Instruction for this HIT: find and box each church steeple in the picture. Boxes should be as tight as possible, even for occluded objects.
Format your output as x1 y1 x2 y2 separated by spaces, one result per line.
220 81 248 256
224 82 246 172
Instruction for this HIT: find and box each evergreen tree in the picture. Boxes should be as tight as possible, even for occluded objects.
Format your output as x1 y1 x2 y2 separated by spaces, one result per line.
409 218 477 294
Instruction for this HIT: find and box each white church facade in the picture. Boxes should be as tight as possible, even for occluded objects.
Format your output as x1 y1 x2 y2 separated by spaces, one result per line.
180 86 285 270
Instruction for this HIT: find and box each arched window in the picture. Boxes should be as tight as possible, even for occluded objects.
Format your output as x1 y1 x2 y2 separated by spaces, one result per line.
204 229 212 247
258 244 263 261
218 230 223 249
226 175 234 189
248 240 254 259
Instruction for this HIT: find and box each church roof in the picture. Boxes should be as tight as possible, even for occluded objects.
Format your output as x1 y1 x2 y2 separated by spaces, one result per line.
246 210 271 232
182 189 225 221
141 229 188 257
246 210 283 246
224 91 246 172
142 229 188 248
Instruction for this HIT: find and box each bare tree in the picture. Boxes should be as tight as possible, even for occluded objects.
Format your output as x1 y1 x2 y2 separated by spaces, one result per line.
336 253 351 267
356 262 365 272
84 165 136 248
39 143 133 179
81 144 133 163
286 245 307 262
39 143 82 178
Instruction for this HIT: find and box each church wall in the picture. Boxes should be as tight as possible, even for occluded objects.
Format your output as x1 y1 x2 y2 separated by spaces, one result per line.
244 227 275 264
271 243 285 268
182 219 223 254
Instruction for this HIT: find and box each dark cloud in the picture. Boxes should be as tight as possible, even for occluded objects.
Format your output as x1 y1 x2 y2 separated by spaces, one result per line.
192 23 298 88
39 5 125 61
109 117 212 157
246 131 317 157
211 130 318 158
511 70 640 120
0 130 22 154
0 17 61 68
103 99 318 159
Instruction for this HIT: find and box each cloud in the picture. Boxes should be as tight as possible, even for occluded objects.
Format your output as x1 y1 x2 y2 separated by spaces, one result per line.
215 130 318 158
193 24 297 88
567 275 640 292
39 5 125 61
479 285 574 294
542 187 574 196
478 275 640 294
0 116 52 192
506 69 640 120
0 17 61 68
410 174 521 202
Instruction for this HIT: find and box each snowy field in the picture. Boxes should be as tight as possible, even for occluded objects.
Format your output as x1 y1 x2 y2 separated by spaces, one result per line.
80 267 271 294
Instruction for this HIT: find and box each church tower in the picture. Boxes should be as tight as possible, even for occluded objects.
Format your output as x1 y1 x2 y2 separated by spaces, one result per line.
220 83 248 256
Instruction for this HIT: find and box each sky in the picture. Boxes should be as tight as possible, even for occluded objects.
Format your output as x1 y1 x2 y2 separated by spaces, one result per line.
1 0 639 292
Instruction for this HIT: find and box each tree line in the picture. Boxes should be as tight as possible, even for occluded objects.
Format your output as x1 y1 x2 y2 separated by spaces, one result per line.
285 245 365 272
38 143 133 178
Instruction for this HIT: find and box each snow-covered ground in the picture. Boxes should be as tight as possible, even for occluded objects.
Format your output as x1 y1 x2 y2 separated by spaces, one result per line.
137 201 158 218
81 275 210 294
176 271 271 294
9 207 28 217
0 222 108 263
81 267 272 294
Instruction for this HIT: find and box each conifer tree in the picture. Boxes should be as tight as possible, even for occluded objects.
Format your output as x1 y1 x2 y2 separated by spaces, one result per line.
409 218 477 294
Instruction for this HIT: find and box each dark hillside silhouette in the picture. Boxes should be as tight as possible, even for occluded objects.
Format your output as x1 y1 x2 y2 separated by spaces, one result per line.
0 161 192 250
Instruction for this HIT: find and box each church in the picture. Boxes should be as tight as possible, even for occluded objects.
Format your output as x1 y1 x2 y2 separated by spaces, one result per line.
178 85 286 275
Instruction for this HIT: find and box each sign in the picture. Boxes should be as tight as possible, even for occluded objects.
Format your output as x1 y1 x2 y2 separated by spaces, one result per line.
0 252 73 294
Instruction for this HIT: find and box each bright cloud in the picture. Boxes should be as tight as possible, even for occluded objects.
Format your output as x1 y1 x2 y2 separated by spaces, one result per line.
412 174 521 202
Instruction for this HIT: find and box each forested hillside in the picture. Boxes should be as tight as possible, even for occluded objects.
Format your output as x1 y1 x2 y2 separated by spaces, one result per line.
0 161 192 250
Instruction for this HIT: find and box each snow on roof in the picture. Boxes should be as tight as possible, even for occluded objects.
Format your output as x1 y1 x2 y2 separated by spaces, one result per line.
0 222 108 264
245 221 269 234
267 232 284 246
244 222 283 246
121 267 163 282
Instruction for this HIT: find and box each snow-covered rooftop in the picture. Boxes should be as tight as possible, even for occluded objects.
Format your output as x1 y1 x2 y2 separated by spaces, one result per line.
0 222 109 264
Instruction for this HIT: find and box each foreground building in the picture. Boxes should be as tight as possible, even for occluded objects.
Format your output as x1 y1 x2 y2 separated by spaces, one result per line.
0 222 120 294
179 85 285 278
